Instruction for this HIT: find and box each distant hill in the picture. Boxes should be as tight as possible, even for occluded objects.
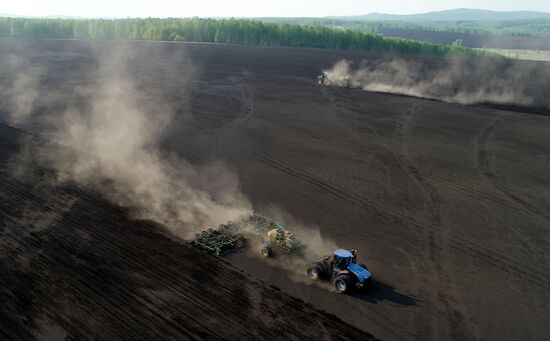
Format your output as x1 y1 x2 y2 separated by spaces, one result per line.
0 13 84 19
331 8 550 22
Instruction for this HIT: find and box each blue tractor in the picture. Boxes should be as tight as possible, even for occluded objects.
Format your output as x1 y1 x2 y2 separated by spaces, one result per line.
317 73 327 85
307 249 373 294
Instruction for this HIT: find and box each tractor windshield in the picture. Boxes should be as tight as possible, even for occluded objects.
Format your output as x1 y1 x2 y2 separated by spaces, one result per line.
333 255 351 270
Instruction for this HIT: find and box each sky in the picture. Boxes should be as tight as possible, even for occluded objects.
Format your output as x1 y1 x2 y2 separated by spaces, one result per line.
1 0 549 18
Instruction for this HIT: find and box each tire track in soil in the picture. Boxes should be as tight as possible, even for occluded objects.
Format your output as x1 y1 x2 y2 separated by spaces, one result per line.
213 75 255 160
236 139 481 339
236 126 550 292
393 103 470 340
474 113 550 223
245 106 544 339
196 79 544 339
425 172 532 213
312 88 548 291
393 103 442 252
211 82 413 338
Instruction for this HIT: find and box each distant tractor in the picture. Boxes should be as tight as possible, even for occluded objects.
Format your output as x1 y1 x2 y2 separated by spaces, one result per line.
261 227 303 257
307 249 373 294
317 72 354 88
317 73 327 85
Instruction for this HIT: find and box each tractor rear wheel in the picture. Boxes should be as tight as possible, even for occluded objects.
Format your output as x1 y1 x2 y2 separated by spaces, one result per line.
261 245 272 257
334 273 357 294
307 263 323 280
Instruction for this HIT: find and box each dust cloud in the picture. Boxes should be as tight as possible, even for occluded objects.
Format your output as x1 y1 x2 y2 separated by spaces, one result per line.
323 56 550 108
5 44 345 267
260 205 338 262
239 205 343 287
9 46 252 239
0 56 42 124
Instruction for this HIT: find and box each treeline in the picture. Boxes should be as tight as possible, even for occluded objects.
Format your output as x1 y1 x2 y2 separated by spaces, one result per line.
0 17 494 56
258 17 550 38
257 18 449 37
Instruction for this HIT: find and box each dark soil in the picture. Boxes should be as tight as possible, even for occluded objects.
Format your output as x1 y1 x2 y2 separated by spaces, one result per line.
1 38 549 340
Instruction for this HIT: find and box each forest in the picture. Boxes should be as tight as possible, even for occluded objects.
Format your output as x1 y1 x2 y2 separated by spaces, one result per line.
0 17 494 56
258 17 550 38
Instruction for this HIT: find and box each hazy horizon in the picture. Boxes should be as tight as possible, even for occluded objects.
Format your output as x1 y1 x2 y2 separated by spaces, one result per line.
1 1 550 19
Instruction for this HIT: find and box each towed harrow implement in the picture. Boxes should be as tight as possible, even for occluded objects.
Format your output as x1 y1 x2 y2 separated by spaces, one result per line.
190 214 282 255
192 228 244 255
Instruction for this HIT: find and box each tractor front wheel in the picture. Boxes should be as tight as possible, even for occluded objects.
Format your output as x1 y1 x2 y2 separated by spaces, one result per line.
334 273 356 294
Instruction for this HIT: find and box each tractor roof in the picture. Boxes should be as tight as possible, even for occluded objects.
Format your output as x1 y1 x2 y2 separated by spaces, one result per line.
334 249 353 258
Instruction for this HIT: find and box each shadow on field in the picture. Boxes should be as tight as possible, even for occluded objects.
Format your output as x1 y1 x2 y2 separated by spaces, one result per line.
355 280 419 307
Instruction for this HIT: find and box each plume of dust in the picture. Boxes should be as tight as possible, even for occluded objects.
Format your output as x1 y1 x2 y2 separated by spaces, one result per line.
12 46 252 239
235 205 342 289
0 55 43 124
323 56 550 108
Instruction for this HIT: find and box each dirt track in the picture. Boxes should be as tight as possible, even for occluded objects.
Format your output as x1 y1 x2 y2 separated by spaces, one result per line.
1 38 550 340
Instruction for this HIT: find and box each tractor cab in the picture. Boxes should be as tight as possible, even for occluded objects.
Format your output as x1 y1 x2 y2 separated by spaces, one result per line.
317 73 327 85
333 249 353 270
